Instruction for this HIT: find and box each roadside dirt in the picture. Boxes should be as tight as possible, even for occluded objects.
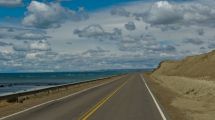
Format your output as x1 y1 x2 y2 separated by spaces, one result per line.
0 75 125 117
145 72 215 120
144 73 188 120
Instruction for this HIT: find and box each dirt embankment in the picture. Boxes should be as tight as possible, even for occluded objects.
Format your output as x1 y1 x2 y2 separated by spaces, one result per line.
153 50 215 79
147 50 215 120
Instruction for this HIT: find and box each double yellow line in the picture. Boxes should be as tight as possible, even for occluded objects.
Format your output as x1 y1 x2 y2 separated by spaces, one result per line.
79 80 128 120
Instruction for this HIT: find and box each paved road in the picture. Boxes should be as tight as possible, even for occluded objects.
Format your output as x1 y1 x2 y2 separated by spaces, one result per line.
1 73 166 120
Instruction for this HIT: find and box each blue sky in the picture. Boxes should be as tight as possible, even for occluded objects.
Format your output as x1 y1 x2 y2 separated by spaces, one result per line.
0 0 214 72
61 0 141 10
0 0 138 18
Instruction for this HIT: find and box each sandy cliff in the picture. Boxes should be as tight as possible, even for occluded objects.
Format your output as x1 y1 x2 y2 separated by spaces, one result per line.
148 50 215 120
153 50 215 80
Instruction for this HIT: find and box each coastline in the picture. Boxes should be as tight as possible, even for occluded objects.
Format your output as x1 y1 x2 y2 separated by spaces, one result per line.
0 70 142 97
0 74 120 98
0 74 126 117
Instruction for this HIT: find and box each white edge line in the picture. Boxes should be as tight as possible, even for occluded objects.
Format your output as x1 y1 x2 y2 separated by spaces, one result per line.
0 77 123 120
140 74 167 120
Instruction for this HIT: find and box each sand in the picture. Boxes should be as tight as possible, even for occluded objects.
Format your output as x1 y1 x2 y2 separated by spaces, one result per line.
146 50 215 120
148 74 215 120
153 50 215 80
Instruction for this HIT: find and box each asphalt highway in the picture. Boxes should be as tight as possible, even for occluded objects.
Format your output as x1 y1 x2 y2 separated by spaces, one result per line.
1 73 166 120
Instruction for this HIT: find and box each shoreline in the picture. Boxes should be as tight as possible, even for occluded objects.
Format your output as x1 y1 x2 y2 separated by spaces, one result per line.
0 74 122 102
0 74 126 117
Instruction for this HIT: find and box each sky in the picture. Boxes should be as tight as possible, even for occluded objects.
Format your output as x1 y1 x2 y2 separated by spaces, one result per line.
0 0 214 72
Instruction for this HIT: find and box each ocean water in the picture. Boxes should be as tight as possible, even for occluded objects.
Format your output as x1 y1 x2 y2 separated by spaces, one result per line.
0 69 147 96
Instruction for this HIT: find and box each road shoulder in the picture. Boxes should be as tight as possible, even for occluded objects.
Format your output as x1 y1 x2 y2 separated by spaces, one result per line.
0 75 125 118
143 72 187 120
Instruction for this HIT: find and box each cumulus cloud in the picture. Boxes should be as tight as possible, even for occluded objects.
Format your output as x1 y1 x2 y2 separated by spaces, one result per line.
196 29 204 36
23 1 70 28
124 21 136 31
0 41 11 46
74 24 122 41
208 43 215 49
0 44 14 54
29 40 51 51
151 44 176 53
70 7 89 21
22 1 89 29
183 38 204 45
13 40 51 51
1 0 215 72
13 42 30 51
146 1 183 25
110 7 130 17
0 26 54 71
82 47 109 57
25 52 42 60
0 0 22 7
118 33 177 57
14 32 50 40
111 1 215 30
74 24 105 37
0 27 49 41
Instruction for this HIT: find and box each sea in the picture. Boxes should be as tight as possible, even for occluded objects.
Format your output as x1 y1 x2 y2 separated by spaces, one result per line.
0 69 149 96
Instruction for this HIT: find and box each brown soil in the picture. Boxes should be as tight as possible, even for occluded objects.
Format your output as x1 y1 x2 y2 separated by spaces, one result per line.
147 50 215 120
144 73 189 120
153 50 215 80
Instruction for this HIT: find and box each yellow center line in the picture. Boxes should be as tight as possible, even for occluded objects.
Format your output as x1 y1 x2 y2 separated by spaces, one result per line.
78 80 128 120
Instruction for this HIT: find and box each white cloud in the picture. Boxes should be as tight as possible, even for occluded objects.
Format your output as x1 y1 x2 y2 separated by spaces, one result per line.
29 40 51 51
22 1 89 29
146 1 183 26
110 7 130 17
0 0 22 7
1 0 215 72
12 40 51 52
0 41 11 46
130 1 215 28
13 42 30 51
81 47 109 57
23 1 69 28
196 28 204 36
73 24 122 41
124 21 136 31
14 32 50 40
74 24 105 37
118 34 176 56
183 38 204 45
25 52 41 60
0 27 49 41
0 45 14 54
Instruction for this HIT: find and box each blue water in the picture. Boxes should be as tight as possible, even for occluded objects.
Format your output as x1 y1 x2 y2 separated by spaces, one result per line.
0 69 148 96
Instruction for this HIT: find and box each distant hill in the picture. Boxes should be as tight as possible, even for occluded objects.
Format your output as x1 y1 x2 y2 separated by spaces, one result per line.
152 50 215 80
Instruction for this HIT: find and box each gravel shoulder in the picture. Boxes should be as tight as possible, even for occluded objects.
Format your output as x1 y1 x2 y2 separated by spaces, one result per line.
144 72 215 120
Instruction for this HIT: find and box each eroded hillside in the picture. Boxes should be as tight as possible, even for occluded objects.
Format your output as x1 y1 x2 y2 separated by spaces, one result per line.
147 50 215 120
